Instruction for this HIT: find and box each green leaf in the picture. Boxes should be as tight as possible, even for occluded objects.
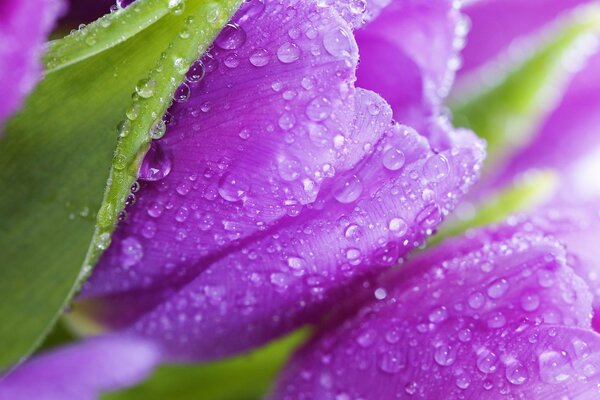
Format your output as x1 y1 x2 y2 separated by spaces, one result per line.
451 4 600 169
0 0 241 371
104 330 309 400
430 170 558 246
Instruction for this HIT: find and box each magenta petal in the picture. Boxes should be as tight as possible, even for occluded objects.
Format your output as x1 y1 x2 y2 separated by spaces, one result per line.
83 89 484 361
460 0 590 75
84 0 362 298
273 326 600 399
0 336 160 400
271 228 599 399
356 0 465 124
0 0 64 128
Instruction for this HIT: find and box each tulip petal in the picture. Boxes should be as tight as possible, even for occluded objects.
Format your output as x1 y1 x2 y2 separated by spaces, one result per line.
80 0 484 361
271 228 600 399
0 0 64 127
460 0 591 75
355 0 466 126
0 336 160 400
82 89 484 361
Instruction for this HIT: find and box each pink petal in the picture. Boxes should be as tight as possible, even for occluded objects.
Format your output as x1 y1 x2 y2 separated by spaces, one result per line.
0 0 65 128
0 335 160 400
271 226 599 399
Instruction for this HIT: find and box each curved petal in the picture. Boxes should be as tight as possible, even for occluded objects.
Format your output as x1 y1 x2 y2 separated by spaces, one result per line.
82 89 484 361
271 227 599 399
0 0 64 128
80 0 484 361
460 0 591 75
494 52 600 186
355 0 466 131
0 335 160 400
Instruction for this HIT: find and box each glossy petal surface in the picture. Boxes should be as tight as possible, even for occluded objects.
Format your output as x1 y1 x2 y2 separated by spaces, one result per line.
0 0 64 127
272 226 600 399
0 336 160 400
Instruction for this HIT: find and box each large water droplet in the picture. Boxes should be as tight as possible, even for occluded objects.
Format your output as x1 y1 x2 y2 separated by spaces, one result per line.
538 350 572 383
277 42 301 63
249 48 270 67
323 27 353 58
218 173 249 202
334 175 362 203
306 97 332 122
434 343 456 366
138 141 172 182
136 78 156 98
520 293 540 312
186 59 205 83
120 236 143 269
215 23 246 50
379 350 405 374
382 146 406 171
423 154 450 183
277 156 302 181
487 278 509 299
505 361 528 385
476 349 499 373
388 217 408 236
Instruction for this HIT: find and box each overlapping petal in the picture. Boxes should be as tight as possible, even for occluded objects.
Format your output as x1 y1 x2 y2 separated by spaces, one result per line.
271 224 600 399
458 0 600 187
79 0 484 361
0 336 160 400
0 0 64 128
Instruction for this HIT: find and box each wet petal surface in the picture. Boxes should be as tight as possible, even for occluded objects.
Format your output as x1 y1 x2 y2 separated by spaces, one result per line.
271 225 600 399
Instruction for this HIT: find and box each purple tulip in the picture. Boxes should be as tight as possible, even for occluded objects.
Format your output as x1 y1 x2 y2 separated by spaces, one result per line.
271 207 600 399
0 0 64 128
0 336 160 400
75 0 484 362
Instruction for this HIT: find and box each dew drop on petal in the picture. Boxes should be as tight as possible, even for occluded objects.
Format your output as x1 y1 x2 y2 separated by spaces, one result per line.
323 27 353 58
215 23 246 50
277 42 301 63
334 175 362 204
218 173 249 202
538 350 572 383
505 361 528 385
382 147 406 171
249 48 270 67
423 154 450 183
306 96 332 122
138 141 172 182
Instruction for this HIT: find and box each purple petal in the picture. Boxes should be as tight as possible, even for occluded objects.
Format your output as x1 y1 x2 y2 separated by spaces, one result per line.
0 335 160 400
80 0 484 361
271 227 600 399
355 0 467 149
0 0 64 128
493 52 600 186
460 0 591 75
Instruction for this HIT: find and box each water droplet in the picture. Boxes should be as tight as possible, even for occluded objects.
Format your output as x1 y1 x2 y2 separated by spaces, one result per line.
323 27 353 58
150 119 166 140
428 306 448 323
174 83 190 103
277 42 301 63
538 350 572 383
382 147 406 171
136 78 156 98
306 97 332 122
334 175 362 203
476 349 499 373
487 278 509 299
344 223 363 241
374 288 387 300
487 312 506 329
505 361 528 385
520 293 540 312
345 247 361 262
379 350 405 374
120 236 143 268
138 141 172 182
277 156 301 181
96 232 112 250
287 256 306 270
218 173 249 202
388 217 408 236
468 291 485 309
455 376 471 389
249 48 270 67
278 113 296 130
423 154 450 183
434 343 457 366
215 23 246 50
186 60 205 83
